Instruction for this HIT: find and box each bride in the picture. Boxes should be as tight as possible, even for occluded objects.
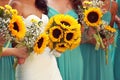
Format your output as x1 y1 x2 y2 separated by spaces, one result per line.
9 0 62 80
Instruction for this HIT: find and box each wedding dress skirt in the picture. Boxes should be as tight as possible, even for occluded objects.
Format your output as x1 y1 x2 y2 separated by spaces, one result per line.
15 14 62 80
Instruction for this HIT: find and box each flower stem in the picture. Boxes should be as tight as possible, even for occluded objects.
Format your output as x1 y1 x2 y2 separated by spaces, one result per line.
105 48 108 64
0 46 2 57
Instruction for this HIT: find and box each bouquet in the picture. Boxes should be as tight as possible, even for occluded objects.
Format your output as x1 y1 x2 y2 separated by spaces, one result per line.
45 14 81 53
16 16 49 54
13 16 49 68
79 0 116 64
0 5 26 55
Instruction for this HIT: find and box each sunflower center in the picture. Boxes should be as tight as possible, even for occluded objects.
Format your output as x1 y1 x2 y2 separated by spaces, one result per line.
37 38 43 48
13 22 19 32
66 33 73 41
59 44 65 47
87 11 99 23
61 21 70 26
53 29 61 38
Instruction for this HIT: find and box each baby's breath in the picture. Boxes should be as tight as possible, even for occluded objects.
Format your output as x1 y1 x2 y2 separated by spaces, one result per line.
21 19 43 53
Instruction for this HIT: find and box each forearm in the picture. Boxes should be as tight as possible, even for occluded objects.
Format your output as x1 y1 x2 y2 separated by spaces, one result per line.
1 48 15 56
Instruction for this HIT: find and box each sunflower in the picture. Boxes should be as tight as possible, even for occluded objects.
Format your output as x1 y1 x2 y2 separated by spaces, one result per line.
64 30 77 45
54 14 78 27
8 14 26 40
70 37 81 50
55 43 69 53
49 26 63 42
34 33 49 54
48 41 54 49
68 24 81 37
84 7 103 27
45 16 55 32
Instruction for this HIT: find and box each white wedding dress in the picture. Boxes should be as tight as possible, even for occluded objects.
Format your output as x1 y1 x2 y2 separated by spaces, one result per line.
15 14 62 80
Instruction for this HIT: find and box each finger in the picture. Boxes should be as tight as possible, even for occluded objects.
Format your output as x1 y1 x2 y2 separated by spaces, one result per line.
21 47 28 53
18 58 25 64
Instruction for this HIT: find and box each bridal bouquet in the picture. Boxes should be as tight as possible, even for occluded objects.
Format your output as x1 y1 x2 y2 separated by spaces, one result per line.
45 14 81 53
0 5 26 54
16 17 49 54
79 0 116 64
14 17 49 67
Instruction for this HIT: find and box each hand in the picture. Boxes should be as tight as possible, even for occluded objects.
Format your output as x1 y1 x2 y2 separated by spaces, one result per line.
13 47 28 64
17 58 26 64
103 37 114 48
81 27 96 44
12 47 29 59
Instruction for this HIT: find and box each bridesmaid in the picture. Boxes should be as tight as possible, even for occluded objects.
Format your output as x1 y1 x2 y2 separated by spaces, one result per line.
114 0 120 80
47 0 83 80
80 0 118 80
0 1 28 80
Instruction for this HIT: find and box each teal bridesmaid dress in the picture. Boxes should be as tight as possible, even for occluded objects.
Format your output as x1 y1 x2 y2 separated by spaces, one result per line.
80 0 114 80
48 7 83 80
0 42 15 80
114 0 120 80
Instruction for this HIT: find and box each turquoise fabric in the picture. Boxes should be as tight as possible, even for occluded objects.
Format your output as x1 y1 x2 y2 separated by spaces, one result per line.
114 29 120 80
116 0 120 17
114 0 120 80
102 11 111 24
102 0 112 24
80 44 114 80
48 7 83 80
0 42 15 80
80 0 114 80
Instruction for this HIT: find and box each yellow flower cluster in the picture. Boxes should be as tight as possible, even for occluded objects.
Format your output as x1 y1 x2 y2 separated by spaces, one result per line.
105 26 116 33
45 14 81 53
0 5 26 42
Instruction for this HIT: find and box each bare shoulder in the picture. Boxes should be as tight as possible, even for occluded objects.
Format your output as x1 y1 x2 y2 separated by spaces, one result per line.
10 0 22 8
0 0 9 6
